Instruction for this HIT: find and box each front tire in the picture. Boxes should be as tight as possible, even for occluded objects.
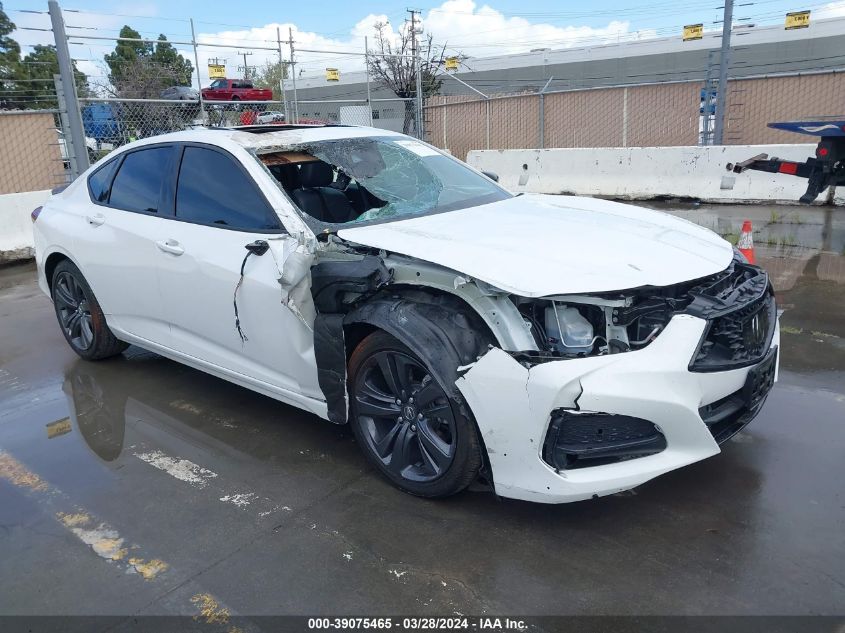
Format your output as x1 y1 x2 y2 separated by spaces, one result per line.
51 260 128 361
348 331 482 498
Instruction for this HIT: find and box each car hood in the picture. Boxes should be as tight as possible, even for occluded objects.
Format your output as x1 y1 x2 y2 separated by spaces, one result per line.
336 194 733 297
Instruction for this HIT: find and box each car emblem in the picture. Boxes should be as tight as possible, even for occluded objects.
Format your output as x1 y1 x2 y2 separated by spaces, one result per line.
403 405 416 420
748 311 765 347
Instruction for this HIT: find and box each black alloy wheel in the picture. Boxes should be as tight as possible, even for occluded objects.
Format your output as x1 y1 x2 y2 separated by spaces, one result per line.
54 270 95 352
51 260 128 360
355 349 457 482
348 331 483 498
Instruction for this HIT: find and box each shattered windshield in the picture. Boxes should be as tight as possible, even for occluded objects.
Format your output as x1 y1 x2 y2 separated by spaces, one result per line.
258 136 510 227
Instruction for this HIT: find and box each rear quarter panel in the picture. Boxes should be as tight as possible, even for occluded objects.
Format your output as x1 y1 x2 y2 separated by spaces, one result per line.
33 188 86 298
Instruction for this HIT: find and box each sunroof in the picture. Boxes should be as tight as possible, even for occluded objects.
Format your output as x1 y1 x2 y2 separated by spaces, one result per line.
226 124 342 134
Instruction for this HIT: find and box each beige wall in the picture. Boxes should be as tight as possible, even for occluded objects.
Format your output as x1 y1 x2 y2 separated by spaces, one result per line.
724 73 845 145
0 112 64 195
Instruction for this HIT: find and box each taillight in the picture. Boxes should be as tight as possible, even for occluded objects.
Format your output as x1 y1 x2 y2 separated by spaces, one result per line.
31 206 43 223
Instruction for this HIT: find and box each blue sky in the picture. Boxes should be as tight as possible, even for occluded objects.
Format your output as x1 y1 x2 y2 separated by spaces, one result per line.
6 0 844 86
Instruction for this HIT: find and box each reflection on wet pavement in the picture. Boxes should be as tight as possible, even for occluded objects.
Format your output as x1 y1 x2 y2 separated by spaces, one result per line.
650 202 845 381
1 204 844 619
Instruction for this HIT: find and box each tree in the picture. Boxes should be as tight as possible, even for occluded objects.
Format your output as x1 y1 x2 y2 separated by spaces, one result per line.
0 2 22 109
103 25 150 89
152 36 193 87
16 44 88 109
254 59 288 101
103 27 193 98
366 21 445 135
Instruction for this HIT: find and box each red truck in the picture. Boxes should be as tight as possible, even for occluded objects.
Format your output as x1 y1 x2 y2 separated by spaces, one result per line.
201 79 272 102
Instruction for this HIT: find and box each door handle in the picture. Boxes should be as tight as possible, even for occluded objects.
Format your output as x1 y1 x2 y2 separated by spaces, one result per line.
86 213 105 226
155 239 184 256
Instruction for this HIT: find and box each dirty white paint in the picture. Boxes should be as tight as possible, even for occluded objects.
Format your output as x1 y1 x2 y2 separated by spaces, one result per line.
0 189 51 263
56 511 169 580
218 492 257 507
133 450 218 487
467 145 845 205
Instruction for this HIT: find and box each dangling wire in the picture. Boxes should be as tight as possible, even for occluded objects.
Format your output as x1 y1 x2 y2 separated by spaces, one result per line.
233 250 253 344
233 240 270 345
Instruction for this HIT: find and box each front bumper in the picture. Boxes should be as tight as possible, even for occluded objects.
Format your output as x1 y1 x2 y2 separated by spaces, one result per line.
455 313 780 504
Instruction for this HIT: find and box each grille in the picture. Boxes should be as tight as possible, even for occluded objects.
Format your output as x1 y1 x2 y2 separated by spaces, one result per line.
690 290 776 372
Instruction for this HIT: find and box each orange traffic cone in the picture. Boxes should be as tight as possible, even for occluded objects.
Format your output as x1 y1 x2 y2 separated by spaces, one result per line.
737 220 755 264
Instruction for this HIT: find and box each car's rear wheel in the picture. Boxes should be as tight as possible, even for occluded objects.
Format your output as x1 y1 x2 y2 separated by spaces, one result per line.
348 331 482 498
52 260 128 361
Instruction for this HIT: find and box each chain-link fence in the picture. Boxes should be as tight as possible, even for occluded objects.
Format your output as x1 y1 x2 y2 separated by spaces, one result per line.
294 98 417 133
6 0 845 188
424 70 845 160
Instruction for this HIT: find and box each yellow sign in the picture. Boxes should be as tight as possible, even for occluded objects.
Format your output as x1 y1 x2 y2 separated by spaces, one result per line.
326 68 340 82
208 64 226 79
683 24 703 41
445 56 459 71
46 418 72 439
785 11 810 30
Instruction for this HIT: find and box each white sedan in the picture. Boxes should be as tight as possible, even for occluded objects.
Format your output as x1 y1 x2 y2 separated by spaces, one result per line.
255 111 285 124
32 125 780 503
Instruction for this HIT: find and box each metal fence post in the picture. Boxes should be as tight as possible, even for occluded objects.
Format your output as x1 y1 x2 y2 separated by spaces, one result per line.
485 99 490 150
713 0 734 145
48 0 89 176
189 18 206 121
415 55 424 140
364 37 373 126
622 86 628 148
539 77 553 149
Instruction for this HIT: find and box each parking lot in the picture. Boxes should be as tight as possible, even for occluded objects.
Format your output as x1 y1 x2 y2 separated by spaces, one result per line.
1 202 843 624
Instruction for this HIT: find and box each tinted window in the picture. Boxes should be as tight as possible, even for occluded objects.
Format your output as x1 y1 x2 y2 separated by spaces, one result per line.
88 158 119 203
109 147 172 213
175 146 277 229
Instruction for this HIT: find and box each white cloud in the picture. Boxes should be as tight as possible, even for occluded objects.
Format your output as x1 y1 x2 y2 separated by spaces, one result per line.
11 0 635 90
190 0 634 85
817 1 845 18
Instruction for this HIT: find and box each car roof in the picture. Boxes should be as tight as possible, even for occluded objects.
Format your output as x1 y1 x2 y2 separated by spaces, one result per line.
114 125 407 155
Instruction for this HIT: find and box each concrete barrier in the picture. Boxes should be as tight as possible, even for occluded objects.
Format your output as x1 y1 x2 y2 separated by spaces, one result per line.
467 144 844 205
0 190 51 264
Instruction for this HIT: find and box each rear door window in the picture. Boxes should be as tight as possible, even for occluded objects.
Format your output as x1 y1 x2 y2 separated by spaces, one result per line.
87 157 120 203
175 146 278 230
109 147 173 213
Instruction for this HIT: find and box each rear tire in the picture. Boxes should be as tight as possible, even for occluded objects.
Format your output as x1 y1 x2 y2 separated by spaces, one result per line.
51 260 128 361
348 331 482 498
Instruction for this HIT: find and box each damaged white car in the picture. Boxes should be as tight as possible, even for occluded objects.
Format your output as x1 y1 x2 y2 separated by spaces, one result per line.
33 125 780 503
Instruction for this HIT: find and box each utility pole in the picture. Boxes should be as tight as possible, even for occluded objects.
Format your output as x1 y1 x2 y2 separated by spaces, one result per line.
713 0 734 145
277 27 289 122
289 27 299 123
48 0 89 176
237 51 254 80
408 8 424 139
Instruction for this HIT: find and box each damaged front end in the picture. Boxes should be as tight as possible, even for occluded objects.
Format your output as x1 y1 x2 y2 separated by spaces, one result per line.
294 223 777 502
453 257 779 503
509 257 775 369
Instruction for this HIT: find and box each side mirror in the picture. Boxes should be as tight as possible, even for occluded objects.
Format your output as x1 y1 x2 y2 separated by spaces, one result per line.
481 171 499 182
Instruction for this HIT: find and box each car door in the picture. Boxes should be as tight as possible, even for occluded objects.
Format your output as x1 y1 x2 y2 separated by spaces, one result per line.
76 144 176 346
155 143 322 401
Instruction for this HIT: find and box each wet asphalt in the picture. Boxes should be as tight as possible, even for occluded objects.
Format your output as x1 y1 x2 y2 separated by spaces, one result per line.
0 203 843 622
